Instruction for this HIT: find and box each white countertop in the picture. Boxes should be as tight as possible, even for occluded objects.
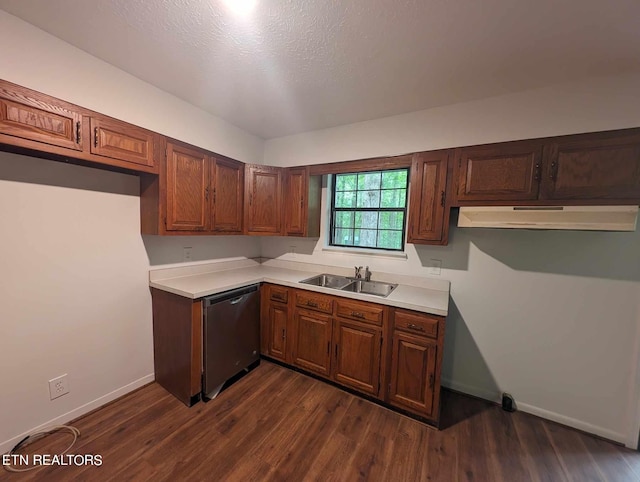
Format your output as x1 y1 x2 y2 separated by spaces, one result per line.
149 261 450 317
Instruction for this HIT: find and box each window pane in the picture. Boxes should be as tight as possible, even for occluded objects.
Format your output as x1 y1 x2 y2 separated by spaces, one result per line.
354 229 377 248
377 230 403 250
381 189 406 208
334 211 354 228
356 190 380 208
381 170 408 189
355 211 378 229
334 228 354 245
379 212 404 230
335 174 357 191
335 191 356 208
357 172 381 190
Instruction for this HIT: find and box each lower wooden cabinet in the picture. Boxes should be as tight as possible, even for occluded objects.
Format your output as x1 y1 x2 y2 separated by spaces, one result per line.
259 284 446 426
332 319 382 396
292 308 333 378
388 332 438 416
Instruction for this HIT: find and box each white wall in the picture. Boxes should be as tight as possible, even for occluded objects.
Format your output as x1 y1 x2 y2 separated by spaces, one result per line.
264 72 640 166
0 12 263 453
260 76 640 445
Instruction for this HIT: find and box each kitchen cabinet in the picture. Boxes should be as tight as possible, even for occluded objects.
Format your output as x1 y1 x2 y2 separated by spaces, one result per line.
150 288 202 407
0 82 83 151
540 129 640 201
244 165 283 235
284 167 322 237
292 308 333 378
407 150 451 245
165 141 209 231
211 157 244 233
455 140 544 203
260 284 290 363
332 318 382 396
90 115 155 168
387 309 445 420
141 142 245 235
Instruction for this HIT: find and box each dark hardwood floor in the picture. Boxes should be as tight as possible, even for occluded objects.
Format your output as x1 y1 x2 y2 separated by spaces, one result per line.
2 361 640 481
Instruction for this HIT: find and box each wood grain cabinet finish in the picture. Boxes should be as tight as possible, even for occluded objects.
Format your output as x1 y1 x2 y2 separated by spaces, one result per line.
0 83 82 151
540 130 640 201
388 332 438 416
407 150 450 244
455 141 543 203
292 308 333 378
90 116 155 167
245 165 283 235
211 157 244 233
165 142 209 231
332 319 382 396
284 167 322 237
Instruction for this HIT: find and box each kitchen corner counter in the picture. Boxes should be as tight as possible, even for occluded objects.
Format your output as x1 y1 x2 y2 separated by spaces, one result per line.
149 260 450 316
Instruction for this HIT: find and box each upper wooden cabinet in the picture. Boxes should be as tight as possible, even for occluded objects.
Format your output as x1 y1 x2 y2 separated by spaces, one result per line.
540 130 640 201
211 157 244 234
455 140 543 203
244 165 283 235
284 167 322 237
165 142 209 231
407 150 451 245
90 116 155 168
0 80 158 174
0 83 82 151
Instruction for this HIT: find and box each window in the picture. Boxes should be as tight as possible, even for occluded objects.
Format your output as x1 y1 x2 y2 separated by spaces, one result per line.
330 169 409 251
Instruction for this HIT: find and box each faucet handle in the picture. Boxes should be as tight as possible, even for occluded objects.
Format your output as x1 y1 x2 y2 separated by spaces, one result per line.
364 266 372 281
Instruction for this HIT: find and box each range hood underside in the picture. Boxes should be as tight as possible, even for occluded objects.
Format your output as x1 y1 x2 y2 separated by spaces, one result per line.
457 206 639 231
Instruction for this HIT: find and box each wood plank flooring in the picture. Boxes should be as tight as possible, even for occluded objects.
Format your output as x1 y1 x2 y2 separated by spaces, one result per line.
2 361 640 481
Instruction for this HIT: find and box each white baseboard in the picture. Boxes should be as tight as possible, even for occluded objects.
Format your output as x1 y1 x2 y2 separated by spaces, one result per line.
0 374 154 455
441 378 628 447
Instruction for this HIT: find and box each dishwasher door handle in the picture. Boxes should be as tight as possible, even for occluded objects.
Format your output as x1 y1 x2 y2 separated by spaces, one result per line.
229 295 245 305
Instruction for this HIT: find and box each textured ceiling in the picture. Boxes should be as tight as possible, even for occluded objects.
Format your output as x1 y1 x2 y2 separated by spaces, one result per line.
1 0 639 139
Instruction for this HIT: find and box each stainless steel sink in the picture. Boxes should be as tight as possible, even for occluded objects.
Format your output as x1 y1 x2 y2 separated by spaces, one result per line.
299 273 352 289
341 280 398 298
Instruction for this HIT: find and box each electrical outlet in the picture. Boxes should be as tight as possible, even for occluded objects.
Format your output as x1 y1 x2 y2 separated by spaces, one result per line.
289 245 296 256
183 247 193 262
427 259 442 276
48 374 70 400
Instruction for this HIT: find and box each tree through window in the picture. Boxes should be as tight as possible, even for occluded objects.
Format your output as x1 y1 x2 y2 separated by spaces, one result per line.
330 169 408 251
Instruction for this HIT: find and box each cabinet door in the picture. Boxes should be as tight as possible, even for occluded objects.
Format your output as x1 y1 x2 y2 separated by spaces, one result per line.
540 130 640 201
284 167 307 236
267 302 288 362
407 150 449 243
456 141 543 202
332 319 382 396
211 157 244 233
90 116 155 167
0 84 82 151
292 309 332 378
166 142 209 231
388 332 437 417
245 165 283 234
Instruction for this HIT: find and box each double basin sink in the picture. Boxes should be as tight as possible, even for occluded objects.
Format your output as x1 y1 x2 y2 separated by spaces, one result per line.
299 273 398 298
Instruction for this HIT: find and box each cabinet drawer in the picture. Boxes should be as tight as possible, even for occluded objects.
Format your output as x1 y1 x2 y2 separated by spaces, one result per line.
295 291 333 314
393 309 439 339
268 285 289 304
335 298 384 326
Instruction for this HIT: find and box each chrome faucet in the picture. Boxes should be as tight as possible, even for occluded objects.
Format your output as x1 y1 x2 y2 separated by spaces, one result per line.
354 266 363 279
364 266 372 282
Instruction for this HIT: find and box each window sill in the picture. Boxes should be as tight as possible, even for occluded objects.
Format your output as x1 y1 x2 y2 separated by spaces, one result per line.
320 246 408 260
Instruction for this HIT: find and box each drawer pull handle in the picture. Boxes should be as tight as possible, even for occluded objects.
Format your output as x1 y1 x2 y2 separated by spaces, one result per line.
408 323 425 332
306 301 318 308
350 311 365 319
273 295 285 301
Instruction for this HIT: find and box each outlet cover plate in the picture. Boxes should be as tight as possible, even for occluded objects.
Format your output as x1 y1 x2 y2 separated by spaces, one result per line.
49 374 70 400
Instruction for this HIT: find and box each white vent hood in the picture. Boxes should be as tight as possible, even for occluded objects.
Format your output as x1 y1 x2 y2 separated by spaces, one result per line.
457 206 638 231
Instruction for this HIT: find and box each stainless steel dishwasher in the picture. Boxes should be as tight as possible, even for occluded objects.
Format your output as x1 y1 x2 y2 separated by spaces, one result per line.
202 284 260 400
